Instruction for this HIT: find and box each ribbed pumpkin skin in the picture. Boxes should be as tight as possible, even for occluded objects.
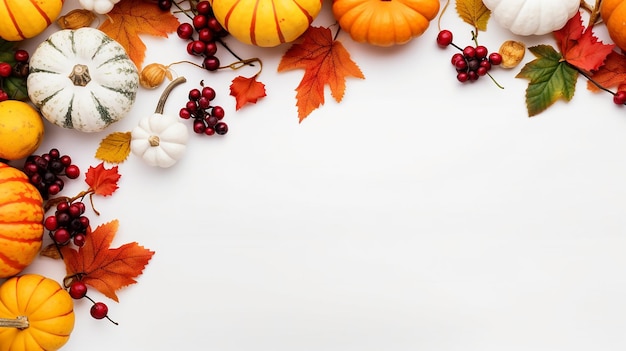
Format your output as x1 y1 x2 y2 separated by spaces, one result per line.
0 163 44 279
0 0 64 41
211 0 322 47
27 28 139 133
601 0 626 52
332 0 440 46
0 274 75 351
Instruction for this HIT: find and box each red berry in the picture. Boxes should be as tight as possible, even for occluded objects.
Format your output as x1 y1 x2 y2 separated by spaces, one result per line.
193 120 206 134
192 14 208 29
177 23 194 40
203 56 220 71
179 108 192 119
212 105 225 119
188 88 201 101
207 17 225 34
204 41 218 56
0 90 8 102
198 28 214 43
436 30 453 47
69 203 83 217
53 228 71 244
57 201 70 212
190 40 206 55
90 302 109 319
454 59 467 71
196 1 212 15
69 281 88 299
451 53 464 66
204 127 215 136
65 164 81 179
462 46 476 58
489 52 503 65
14 49 29 63
47 183 61 195
457 72 469 82
60 155 72 167
201 86 216 100
44 216 58 231
614 91 626 105
215 121 228 135
475 45 488 58
73 233 86 247
0 62 12 78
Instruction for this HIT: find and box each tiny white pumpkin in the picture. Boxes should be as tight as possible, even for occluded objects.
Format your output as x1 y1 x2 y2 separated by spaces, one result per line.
131 77 189 168
27 27 139 133
482 0 580 36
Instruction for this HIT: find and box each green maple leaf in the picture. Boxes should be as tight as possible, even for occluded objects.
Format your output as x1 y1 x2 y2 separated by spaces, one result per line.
516 45 578 117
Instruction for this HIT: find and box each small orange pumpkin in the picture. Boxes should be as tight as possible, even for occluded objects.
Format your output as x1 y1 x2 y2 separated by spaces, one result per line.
0 274 75 351
0 0 64 41
0 162 44 278
601 0 626 52
210 0 322 47
332 0 440 46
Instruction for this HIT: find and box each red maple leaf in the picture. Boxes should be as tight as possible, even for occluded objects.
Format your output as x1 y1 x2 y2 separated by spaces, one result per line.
553 11 614 72
85 162 121 196
61 220 155 302
230 75 267 110
587 51 626 92
277 26 364 122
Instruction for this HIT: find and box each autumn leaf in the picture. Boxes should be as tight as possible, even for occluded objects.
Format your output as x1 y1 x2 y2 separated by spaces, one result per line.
98 0 180 69
455 0 490 31
230 75 267 110
96 132 132 164
277 26 364 122
85 162 121 197
61 220 155 302
516 45 578 117
587 51 626 92
553 11 614 72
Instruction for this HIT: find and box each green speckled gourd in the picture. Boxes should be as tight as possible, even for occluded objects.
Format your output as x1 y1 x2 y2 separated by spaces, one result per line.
27 27 139 133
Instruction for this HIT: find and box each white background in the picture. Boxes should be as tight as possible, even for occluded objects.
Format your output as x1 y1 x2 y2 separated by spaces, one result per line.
12 0 626 350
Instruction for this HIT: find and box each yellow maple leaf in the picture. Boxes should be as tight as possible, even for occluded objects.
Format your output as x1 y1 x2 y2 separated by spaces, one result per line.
99 0 180 69
456 0 490 32
95 131 132 164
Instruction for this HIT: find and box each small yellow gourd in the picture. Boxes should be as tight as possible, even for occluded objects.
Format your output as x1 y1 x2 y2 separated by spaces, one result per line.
0 274 75 351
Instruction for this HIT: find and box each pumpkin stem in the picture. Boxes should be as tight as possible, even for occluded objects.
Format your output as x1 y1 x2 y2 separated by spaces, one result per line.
148 135 160 147
155 76 187 114
0 316 29 329
68 64 91 86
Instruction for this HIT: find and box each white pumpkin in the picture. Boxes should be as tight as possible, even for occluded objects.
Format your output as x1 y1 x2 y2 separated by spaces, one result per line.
27 27 139 133
482 0 580 36
131 77 189 168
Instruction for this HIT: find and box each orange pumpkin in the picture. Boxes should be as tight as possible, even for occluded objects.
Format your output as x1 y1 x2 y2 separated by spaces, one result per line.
0 162 44 278
0 0 64 41
332 0 440 46
601 0 626 52
0 274 75 351
210 0 322 47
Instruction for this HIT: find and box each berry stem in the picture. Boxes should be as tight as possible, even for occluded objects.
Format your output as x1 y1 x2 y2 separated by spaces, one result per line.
0 316 29 329
573 63 615 95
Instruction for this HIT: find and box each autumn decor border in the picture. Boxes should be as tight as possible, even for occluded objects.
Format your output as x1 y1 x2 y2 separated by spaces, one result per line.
0 0 625 349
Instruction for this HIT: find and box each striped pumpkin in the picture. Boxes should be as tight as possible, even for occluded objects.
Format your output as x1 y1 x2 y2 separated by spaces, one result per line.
0 163 44 279
27 27 139 133
0 274 75 351
0 0 64 41
210 0 323 47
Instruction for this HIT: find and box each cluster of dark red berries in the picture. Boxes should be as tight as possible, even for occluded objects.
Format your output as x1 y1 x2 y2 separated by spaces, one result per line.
436 30 502 83
175 1 228 72
180 81 228 135
23 148 81 199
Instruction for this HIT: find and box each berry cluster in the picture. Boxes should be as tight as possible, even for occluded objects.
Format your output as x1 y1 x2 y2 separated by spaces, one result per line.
0 49 29 101
179 81 228 135
44 200 90 247
23 148 81 199
67 279 117 324
176 1 228 72
436 30 502 83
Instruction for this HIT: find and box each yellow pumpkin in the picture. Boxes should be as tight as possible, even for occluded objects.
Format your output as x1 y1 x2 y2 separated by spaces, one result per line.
0 0 64 41
332 0 440 46
601 0 626 52
210 0 322 47
0 274 75 351
0 162 44 278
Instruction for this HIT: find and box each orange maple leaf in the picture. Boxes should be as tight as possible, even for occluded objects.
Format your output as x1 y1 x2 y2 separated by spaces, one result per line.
61 220 155 302
98 0 180 69
553 11 614 72
587 51 626 92
230 75 267 110
85 162 121 196
277 26 365 122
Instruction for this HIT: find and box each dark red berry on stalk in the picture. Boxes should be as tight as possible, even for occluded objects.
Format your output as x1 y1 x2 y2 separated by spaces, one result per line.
462 46 476 58
158 0 172 10
14 49 29 63
177 23 194 40
614 91 626 105
69 281 88 299
196 1 212 15
489 52 503 65
65 164 80 179
436 30 453 47
198 28 214 43
475 45 488 58
0 62 11 78
215 122 228 135
90 302 109 319
204 42 218 56
193 15 208 29
203 56 220 71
